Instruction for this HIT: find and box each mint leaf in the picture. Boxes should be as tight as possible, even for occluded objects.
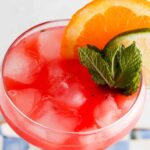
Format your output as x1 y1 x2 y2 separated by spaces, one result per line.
88 69 106 85
104 46 121 78
78 42 142 95
114 43 142 94
123 74 140 95
78 47 114 87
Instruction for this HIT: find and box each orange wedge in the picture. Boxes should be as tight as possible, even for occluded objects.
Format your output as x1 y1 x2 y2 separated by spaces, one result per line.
62 0 150 58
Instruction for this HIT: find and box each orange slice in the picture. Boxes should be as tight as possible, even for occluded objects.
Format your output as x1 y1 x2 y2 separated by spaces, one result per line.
62 0 150 58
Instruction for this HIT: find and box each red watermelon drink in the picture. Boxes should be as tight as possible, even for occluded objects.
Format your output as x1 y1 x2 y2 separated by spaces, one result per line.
0 20 145 150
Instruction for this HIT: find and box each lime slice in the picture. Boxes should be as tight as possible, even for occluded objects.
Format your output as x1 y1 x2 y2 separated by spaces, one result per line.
105 28 150 88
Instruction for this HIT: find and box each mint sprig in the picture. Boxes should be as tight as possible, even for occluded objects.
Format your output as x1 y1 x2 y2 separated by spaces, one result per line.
78 43 142 95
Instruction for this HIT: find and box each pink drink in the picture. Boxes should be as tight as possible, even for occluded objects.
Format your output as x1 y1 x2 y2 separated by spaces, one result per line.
0 20 146 150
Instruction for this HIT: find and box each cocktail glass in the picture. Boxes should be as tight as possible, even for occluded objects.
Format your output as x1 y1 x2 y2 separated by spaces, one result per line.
0 20 146 150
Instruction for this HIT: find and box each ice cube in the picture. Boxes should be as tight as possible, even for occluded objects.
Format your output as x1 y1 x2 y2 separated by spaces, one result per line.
48 63 70 95
49 65 63 77
94 94 122 127
59 84 86 108
48 63 86 108
32 100 79 144
4 48 41 84
8 88 41 115
38 27 65 61
51 82 86 108
48 61 68 87
115 93 136 114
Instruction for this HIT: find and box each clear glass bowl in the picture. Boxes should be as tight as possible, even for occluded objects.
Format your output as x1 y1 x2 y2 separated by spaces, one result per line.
0 20 146 150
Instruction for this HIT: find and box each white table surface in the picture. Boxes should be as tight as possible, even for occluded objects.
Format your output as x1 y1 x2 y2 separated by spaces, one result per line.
0 0 150 130
0 0 91 59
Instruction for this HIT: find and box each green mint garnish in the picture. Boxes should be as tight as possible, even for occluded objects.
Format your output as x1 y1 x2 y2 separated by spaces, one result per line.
78 43 142 95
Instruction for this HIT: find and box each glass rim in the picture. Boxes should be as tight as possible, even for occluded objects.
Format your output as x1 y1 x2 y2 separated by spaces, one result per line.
1 19 144 135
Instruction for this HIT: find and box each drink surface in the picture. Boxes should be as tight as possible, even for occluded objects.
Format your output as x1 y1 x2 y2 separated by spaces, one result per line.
3 26 138 133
